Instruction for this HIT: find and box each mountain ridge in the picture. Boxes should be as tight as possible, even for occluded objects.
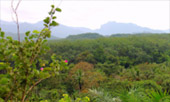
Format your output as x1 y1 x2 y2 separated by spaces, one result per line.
0 20 169 38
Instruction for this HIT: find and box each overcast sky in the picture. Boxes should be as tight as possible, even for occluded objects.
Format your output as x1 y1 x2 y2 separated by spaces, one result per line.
0 0 169 30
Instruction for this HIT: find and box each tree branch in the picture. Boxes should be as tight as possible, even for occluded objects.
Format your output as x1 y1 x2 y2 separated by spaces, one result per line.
22 77 50 102
11 0 22 42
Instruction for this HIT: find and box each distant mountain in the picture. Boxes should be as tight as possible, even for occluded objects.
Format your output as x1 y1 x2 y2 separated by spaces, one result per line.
66 33 103 40
164 30 170 33
2 32 59 41
0 20 92 38
0 20 169 38
94 21 165 35
110 33 169 38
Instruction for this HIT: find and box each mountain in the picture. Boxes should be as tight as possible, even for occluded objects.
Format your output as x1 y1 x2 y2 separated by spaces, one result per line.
2 32 59 41
0 20 169 38
164 30 170 33
0 20 92 38
94 21 165 35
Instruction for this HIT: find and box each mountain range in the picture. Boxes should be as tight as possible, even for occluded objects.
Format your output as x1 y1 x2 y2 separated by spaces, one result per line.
0 20 169 38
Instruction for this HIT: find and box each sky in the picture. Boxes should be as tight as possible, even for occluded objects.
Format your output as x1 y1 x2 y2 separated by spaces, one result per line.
0 0 170 30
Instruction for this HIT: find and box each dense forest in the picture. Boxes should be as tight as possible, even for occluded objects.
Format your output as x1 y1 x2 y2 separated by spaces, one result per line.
32 33 170 101
66 33 103 40
1 31 170 101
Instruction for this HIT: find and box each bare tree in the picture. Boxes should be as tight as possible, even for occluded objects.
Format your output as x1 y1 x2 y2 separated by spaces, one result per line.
11 0 22 42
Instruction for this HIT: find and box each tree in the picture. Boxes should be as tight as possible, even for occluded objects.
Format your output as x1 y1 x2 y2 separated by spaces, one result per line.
68 62 104 93
93 45 106 63
0 4 67 102
75 51 95 63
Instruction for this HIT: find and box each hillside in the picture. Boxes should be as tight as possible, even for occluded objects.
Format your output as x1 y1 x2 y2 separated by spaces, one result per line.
66 33 103 40
47 33 170 66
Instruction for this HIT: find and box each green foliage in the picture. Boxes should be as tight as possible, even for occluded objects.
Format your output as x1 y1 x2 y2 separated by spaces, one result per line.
146 89 170 102
50 21 59 27
93 45 106 63
75 51 95 63
1 2 170 101
0 5 66 102
25 31 30 36
118 88 150 102
39 34 170 101
0 31 5 37
55 8 62 12
66 33 103 40
89 88 118 102
44 17 50 24
47 34 170 66
68 62 104 93
59 94 90 102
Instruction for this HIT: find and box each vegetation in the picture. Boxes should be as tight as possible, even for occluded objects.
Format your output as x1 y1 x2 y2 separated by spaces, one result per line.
15 33 170 102
1 1 170 102
0 4 68 102
66 33 103 40
2 27 170 101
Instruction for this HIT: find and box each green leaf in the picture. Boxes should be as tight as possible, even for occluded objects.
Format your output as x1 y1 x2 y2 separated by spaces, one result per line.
42 39 48 44
0 98 4 102
52 16 57 19
25 31 30 36
43 17 50 24
43 67 52 71
39 72 50 79
32 30 40 34
0 62 4 65
51 5 55 8
55 8 62 12
50 21 59 27
6 36 12 40
25 37 28 41
0 39 3 43
14 40 19 45
47 33 51 38
0 62 6 70
0 77 9 85
44 24 48 27
0 32 5 37
29 35 33 39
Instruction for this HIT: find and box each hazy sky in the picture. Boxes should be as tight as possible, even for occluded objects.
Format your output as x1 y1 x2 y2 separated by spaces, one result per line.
0 0 169 30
